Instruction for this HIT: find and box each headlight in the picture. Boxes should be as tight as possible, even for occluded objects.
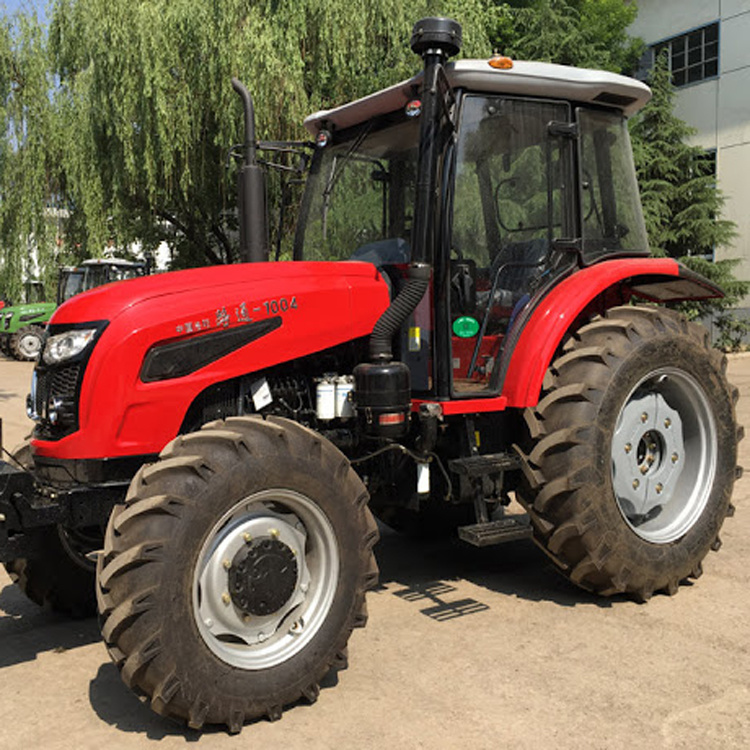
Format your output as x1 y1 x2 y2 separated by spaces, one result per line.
43 328 97 364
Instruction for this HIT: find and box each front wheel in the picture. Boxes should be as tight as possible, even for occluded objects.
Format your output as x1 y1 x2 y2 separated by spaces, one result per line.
10 325 44 360
97 416 379 732
3 441 99 617
517 306 740 600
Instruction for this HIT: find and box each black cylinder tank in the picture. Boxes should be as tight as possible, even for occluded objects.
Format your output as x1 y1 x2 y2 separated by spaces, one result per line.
353 361 411 439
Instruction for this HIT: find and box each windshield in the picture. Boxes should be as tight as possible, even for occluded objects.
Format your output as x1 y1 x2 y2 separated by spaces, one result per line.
297 117 420 264
578 109 649 262
59 270 85 303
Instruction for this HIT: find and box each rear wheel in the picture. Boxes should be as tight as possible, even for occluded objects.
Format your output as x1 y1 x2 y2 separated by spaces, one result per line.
97 416 379 732
3 441 99 617
10 325 44 361
517 306 740 600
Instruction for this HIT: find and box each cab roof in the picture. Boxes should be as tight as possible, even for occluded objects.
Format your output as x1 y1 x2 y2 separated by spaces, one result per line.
304 59 651 135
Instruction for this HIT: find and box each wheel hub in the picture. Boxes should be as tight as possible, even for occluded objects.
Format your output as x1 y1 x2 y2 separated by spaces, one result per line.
19 332 41 358
228 538 298 616
611 368 717 543
612 391 683 523
193 492 339 670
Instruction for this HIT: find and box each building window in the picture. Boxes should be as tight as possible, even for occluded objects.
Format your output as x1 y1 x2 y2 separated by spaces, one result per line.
652 22 719 87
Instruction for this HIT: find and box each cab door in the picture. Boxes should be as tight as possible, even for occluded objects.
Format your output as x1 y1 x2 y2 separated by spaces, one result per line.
448 95 576 396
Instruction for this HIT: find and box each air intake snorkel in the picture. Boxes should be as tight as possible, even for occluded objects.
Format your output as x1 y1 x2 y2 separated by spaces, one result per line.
355 18 462 438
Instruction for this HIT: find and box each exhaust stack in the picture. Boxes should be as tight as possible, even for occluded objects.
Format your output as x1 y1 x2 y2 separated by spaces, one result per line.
231 78 269 263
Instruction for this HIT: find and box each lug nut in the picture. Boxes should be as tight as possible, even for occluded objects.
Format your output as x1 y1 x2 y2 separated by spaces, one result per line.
243 532 252 543
641 412 648 423
269 528 280 539
222 592 231 606
222 559 231 570
672 453 679 464
640 465 648 475
664 418 671 428
655 483 663 494
625 443 632 454
632 479 640 489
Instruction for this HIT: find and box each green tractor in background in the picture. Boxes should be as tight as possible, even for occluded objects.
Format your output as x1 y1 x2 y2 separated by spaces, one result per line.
0 258 149 360
0 280 54 361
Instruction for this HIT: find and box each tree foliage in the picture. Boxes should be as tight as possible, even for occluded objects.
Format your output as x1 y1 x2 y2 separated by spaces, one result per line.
0 0 739 323
0 11 67 302
47 0 493 269
629 54 747 343
493 0 643 72
629 54 736 258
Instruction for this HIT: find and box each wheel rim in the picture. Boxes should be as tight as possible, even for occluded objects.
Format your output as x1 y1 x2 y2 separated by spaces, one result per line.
193 489 339 669
18 331 41 358
611 367 717 543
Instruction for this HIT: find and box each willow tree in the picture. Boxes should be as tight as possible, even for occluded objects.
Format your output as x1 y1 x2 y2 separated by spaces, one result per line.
0 12 65 302
45 0 493 269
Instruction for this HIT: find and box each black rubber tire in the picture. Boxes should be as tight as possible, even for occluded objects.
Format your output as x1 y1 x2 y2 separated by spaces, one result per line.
10 324 44 361
0 334 11 357
3 441 98 617
516 306 740 600
97 415 379 732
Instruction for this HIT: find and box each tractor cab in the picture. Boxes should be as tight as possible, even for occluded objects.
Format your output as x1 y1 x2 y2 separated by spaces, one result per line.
297 50 652 403
56 258 148 305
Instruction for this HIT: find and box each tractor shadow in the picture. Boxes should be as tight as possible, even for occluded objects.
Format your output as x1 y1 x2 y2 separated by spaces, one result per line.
0 580 101 668
372 522 637 612
88 662 206 741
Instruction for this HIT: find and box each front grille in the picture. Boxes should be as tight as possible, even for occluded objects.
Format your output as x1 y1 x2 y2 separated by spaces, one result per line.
34 362 82 439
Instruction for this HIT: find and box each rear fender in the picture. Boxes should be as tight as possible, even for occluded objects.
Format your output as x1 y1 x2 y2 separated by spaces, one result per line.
501 258 723 408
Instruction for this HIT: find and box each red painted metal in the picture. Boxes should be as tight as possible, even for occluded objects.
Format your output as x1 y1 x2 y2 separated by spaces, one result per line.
33 261 390 460
411 396 508 415
501 257 682 407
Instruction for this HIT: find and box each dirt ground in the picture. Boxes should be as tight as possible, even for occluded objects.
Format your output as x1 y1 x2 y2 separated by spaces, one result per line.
1 354 749 749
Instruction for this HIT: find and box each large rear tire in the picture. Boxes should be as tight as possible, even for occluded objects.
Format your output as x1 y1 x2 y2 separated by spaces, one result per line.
517 306 740 600
97 416 379 732
3 441 99 617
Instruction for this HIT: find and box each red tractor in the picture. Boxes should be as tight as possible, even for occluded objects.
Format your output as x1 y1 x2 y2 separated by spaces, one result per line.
0 17 740 732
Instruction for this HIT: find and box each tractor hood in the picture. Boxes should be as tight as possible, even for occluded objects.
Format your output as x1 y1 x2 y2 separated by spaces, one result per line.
36 261 390 459
51 261 390 355
1 301 56 327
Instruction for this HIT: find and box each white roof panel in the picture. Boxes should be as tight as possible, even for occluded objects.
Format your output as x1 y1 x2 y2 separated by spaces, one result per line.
304 59 651 135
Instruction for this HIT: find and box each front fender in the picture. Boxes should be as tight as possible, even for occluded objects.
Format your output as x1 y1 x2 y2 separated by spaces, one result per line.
500 258 722 408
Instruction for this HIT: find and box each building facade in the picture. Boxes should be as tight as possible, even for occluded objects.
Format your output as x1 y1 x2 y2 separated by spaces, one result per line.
629 0 750 285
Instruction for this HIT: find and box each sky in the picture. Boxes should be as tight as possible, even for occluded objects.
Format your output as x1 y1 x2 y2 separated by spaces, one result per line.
1 0 47 21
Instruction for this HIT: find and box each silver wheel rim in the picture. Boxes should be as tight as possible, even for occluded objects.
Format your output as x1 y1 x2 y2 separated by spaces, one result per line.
193 489 339 669
18 332 41 358
611 367 717 543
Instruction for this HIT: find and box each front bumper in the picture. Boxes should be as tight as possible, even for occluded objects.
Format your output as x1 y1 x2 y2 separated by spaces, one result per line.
0 459 129 563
